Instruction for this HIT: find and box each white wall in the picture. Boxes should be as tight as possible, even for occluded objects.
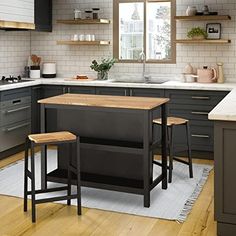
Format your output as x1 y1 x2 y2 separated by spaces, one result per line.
0 31 30 76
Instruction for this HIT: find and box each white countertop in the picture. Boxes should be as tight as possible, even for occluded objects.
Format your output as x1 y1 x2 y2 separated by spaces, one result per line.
0 77 236 122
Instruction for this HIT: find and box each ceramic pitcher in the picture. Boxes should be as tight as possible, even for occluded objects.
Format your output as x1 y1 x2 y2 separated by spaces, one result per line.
197 66 217 83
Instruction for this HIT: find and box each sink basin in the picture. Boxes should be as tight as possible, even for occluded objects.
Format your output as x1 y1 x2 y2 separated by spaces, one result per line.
110 80 167 84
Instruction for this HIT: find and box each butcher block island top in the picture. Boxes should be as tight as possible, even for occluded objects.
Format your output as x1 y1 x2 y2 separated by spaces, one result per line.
38 93 169 110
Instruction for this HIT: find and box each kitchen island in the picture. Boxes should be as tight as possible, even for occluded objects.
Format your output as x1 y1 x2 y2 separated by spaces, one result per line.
38 93 169 207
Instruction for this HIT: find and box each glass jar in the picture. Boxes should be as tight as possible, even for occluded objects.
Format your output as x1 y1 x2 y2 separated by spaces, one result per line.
85 10 93 19
74 9 82 20
92 8 100 19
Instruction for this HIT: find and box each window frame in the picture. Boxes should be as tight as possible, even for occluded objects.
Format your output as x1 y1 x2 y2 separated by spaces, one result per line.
113 0 176 64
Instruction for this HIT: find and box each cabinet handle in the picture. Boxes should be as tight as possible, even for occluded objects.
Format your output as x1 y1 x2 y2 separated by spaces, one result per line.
68 87 71 93
191 134 210 139
191 96 210 100
191 111 208 115
5 106 30 114
5 122 30 132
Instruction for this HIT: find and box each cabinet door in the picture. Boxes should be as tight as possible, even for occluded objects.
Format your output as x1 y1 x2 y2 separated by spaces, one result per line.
35 0 52 32
96 87 129 96
42 85 65 132
68 86 96 94
31 86 43 134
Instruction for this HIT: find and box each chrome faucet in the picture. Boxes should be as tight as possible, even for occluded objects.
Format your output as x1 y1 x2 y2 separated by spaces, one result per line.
138 51 150 83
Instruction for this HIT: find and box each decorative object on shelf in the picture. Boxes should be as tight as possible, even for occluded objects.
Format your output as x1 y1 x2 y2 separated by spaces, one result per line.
197 66 217 83
85 10 93 19
74 9 82 20
71 34 79 41
90 58 116 80
186 6 197 16
217 62 225 83
92 8 100 19
30 54 41 79
187 27 208 40
202 5 210 15
206 23 221 39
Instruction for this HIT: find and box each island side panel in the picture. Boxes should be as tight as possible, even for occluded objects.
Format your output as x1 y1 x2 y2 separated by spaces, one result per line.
56 108 157 181
215 121 236 235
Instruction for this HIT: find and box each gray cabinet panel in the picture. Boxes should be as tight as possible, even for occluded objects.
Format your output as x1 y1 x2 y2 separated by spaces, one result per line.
0 87 31 102
130 88 165 98
165 90 228 106
69 86 95 94
215 121 236 233
96 87 129 96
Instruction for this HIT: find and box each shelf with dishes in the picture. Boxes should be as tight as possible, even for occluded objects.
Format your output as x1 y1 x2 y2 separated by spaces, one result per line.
175 39 231 44
57 40 111 46
57 19 111 25
174 15 231 21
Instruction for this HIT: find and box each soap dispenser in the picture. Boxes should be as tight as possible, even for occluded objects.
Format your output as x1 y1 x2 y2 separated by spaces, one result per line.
217 62 225 83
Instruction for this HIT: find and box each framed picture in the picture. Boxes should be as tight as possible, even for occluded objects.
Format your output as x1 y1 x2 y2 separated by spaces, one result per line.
206 23 221 39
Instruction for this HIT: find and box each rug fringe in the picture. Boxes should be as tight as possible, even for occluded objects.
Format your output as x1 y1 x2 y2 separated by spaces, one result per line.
176 167 212 223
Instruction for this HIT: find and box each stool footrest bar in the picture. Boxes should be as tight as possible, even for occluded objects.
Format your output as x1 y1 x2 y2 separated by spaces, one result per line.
27 186 69 195
35 194 79 204
173 157 190 165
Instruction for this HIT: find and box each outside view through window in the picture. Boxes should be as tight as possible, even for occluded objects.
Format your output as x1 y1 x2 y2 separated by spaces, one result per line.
119 1 171 61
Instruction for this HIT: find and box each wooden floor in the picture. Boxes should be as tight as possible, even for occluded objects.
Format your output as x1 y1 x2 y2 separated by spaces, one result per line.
0 150 216 236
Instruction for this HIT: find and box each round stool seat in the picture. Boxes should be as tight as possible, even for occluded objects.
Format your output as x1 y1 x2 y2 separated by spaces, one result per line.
153 117 188 126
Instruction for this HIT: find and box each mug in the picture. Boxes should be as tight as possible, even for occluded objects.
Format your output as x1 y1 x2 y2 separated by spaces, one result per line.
85 34 91 41
91 35 95 41
71 34 79 41
79 34 85 41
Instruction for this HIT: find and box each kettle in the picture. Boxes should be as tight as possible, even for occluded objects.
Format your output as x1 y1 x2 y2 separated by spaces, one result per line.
197 66 217 83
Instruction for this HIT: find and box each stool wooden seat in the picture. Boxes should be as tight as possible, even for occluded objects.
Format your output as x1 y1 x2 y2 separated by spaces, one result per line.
28 131 76 144
24 131 81 223
153 117 188 126
153 117 193 183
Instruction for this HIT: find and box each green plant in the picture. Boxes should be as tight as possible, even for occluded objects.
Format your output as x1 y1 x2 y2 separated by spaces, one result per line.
187 27 208 39
90 58 116 72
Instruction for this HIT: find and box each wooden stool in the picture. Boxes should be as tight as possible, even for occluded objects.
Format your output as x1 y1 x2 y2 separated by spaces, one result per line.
153 117 193 183
23 131 81 223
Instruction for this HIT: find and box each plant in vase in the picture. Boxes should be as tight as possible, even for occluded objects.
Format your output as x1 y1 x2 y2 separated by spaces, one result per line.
187 27 208 40
30 54 41 79
90 58 116 80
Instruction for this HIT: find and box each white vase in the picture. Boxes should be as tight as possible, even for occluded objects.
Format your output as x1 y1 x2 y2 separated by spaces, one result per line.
186 6 197 16
183 63 193 74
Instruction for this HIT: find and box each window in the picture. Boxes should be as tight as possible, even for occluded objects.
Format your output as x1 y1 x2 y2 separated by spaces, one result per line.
113 0 176 63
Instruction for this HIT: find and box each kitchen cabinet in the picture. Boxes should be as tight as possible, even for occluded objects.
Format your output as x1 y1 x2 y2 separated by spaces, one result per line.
68 86 95 94
96 87 129 96
0 88 31 153
35 0 52 32
165 90 228 154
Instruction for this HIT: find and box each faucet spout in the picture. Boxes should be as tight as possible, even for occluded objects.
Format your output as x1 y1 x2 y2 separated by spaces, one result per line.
138 52 149 83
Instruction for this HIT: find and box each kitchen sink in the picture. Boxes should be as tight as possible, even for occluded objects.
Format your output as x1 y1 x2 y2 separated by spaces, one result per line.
110 80 167 84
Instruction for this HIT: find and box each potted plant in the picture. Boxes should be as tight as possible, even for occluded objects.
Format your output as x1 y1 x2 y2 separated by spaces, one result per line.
30 54 41 79
187 27 208 40
90 58 116 80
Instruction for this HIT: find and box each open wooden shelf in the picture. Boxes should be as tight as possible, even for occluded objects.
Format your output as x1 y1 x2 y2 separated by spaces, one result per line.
57 19 111 25
175 39 231 44
57 40 111 46
175 15 231 21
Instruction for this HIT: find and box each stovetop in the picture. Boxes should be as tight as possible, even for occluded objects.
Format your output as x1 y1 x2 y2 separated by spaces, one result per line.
0 76 32 85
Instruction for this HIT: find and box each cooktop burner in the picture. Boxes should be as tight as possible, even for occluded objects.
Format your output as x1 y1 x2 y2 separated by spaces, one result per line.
1 75 22 83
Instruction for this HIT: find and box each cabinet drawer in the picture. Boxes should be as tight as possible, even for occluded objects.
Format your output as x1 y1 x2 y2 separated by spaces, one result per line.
165 90 228 106
0 120 31 152
168 104 213 122
0 96 31 109
0 88 31 102
96 87 128 96
130 88 165 98
0 103 31 126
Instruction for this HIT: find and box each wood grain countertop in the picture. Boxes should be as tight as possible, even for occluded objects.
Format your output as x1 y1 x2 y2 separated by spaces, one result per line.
38 93 169 110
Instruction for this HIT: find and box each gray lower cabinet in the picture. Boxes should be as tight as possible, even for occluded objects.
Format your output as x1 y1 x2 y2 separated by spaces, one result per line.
214 121 236 235
165 90 228 153
68 86 95 94
0 88 31 153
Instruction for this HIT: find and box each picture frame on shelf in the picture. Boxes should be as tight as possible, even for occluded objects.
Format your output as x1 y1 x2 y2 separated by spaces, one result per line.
206 23 221 39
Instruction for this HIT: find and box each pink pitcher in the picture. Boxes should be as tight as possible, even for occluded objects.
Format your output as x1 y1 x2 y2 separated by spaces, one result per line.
197 66 217 83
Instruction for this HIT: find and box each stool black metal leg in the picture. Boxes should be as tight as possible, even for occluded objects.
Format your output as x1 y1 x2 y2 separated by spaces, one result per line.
24 138 29 212
67 143 72 206
168 126 174 183
186 122 193 178
76 137 81 215
31 143 36 223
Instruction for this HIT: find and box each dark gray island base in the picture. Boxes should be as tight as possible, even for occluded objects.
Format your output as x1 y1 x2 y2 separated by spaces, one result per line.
214 121 236 235
39 93 169 207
